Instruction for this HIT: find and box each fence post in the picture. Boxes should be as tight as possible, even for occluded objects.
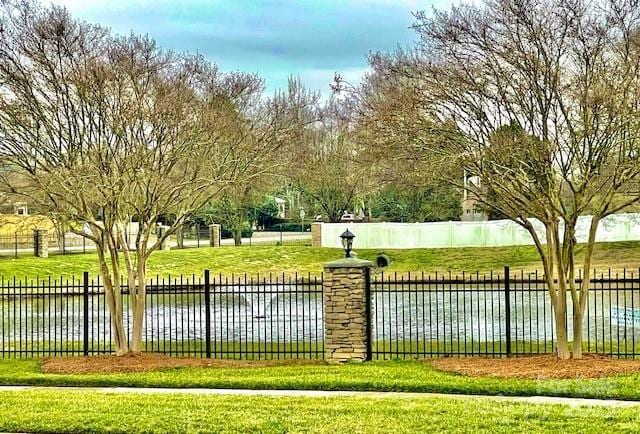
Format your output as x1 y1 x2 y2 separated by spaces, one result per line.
364 266 372 361
311 223 322 247
83 271 89 356
33 229 49 258
504 265 511 357
204 269 211 358
14 232 17 259
323 257 373 363
209 224 221 247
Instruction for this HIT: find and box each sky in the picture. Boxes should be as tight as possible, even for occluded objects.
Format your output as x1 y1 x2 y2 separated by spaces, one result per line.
48 0 471 97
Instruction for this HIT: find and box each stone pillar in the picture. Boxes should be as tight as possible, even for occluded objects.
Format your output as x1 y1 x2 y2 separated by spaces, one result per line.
311 222 322 247
209 224 221 247
33 229 49 258
157 225 171 251
323 257 373 363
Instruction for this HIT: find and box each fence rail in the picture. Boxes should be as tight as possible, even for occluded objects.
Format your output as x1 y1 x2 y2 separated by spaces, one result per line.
1 267 639 359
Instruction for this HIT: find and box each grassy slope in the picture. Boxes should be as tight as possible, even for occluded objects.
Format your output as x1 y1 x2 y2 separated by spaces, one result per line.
0 390 639 433
1 241 640 279
2 359 640 401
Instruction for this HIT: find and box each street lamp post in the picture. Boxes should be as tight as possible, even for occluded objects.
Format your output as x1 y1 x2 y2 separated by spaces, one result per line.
299 208 306 234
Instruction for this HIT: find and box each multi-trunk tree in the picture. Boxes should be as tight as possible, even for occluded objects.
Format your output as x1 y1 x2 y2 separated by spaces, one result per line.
0 1 314 354
345 0 640 359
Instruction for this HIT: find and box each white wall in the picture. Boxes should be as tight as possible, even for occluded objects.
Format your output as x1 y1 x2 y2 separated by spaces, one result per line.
320 213 640 249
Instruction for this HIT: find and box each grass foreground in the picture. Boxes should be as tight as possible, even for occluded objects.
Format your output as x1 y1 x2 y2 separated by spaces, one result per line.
0 389 638 433
1 241 640 279
2 358 640 401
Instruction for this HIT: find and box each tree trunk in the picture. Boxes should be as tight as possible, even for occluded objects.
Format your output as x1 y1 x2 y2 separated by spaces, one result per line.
104 285 129 355
176 226 184 249
234 227 242 246
95 242 129 355
572 308 584 359
130 279 146 353
128 243 148 353
554 297 570 359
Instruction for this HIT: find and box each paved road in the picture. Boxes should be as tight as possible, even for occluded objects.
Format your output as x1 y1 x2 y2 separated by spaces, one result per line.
0 386 638 407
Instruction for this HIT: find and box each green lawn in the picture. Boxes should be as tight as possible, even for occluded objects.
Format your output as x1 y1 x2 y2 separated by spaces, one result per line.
0 389 638 433
1 241 640 279
2 358 640 401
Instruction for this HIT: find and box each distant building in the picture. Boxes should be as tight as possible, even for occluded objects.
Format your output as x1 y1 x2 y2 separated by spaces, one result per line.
0 199 29 216
14 202 28 216
461 175 488 221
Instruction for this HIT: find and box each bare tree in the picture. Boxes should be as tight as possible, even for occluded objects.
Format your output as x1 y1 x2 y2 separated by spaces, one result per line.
289 98 374 222
345 0 640 358
201 77 321 245
0 1 312 354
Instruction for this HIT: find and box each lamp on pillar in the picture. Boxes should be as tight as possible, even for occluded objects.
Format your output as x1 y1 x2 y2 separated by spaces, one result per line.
339 229 355 258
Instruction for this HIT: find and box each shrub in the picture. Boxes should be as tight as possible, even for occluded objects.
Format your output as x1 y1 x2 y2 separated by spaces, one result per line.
221 226 253 239
266 222 311 232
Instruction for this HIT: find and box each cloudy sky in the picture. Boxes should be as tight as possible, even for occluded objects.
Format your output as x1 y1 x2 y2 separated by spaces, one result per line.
49 0 472 96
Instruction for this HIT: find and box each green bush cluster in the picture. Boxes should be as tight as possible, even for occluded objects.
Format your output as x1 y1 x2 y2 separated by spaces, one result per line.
221 227 253 239
266 222 311 232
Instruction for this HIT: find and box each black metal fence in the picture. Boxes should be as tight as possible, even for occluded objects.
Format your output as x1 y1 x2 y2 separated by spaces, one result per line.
0 233 93 258
176 227 212 249
0 271 323 359
0 227 309 258
371 267 640 359
176 227 310 248
2 267 639 359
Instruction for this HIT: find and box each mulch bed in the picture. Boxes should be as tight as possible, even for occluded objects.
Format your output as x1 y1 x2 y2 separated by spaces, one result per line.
430 354 640 379
42 353 319 374
42 353 640 378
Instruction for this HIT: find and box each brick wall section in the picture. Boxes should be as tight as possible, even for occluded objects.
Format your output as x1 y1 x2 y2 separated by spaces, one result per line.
311 222 322 247
33 229 49 258
209 224 221 247
323 258 373 363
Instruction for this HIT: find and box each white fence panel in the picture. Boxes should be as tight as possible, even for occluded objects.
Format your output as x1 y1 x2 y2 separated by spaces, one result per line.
319 213 640 249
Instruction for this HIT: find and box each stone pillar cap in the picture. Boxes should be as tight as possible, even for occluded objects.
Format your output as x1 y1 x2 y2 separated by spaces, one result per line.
324 257 373 268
